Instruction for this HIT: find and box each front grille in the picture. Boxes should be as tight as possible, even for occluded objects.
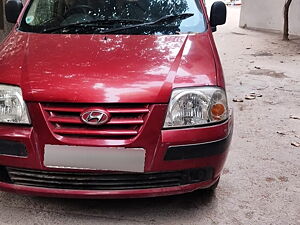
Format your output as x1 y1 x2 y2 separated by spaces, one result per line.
41 103 150 139
6 167 213 190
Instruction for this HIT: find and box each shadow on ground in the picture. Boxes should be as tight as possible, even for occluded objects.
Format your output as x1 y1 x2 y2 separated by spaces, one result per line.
0 189 218 223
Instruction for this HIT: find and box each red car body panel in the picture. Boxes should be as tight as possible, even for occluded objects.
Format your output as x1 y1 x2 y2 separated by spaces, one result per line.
0 0 233 198
0 32 219 103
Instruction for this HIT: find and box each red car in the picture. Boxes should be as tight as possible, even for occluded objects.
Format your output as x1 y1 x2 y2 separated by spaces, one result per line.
0 0 232 198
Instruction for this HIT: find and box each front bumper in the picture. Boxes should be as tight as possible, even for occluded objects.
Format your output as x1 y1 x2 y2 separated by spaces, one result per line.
0 178 220 199
0 106 233 198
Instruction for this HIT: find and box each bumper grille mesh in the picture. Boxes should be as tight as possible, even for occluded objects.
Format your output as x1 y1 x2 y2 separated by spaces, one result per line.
6 167 213 190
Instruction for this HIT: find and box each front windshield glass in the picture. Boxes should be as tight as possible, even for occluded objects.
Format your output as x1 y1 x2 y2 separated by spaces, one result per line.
19 0 207 35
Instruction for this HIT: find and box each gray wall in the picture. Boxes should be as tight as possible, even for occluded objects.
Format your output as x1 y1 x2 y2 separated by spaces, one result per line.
239 0 300 35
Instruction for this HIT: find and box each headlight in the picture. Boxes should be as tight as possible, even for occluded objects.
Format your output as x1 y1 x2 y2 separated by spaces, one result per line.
164 87 228 128
0 84 31 124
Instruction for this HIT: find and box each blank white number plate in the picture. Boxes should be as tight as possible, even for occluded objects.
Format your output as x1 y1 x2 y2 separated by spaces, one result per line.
44 145 145 172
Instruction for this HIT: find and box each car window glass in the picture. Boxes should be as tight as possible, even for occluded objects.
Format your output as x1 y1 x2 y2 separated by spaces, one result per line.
20 0 207 35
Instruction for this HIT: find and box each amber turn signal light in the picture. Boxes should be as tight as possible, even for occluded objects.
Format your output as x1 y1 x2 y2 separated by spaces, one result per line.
210 103 225 120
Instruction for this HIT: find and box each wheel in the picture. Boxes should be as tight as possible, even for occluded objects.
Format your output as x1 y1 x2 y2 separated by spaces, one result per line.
189 178 220 198
198 177 220 194
205 177 220 191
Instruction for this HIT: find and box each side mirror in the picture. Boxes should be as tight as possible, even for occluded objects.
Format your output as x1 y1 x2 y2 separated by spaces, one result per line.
210 1 227 32
5 0 23 23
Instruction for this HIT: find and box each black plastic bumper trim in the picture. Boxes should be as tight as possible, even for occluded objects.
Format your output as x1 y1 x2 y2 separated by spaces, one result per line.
0 139 27 157
164 131 233 161
4 167 214 190
0 166 12 183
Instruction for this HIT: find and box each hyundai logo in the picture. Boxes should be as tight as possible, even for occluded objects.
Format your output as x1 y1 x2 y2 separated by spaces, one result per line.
80 109 111 125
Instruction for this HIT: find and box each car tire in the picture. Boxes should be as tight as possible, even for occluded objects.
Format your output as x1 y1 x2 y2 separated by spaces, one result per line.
205 177 220 191
190 178 220 198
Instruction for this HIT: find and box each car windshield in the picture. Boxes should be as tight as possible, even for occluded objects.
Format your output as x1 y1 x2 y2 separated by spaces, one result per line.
19 0 207 35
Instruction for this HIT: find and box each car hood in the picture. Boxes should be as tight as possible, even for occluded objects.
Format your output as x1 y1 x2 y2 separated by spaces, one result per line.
0 32 217 103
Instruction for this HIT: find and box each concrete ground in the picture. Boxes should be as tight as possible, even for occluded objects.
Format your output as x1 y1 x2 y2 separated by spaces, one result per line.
0 6 300 225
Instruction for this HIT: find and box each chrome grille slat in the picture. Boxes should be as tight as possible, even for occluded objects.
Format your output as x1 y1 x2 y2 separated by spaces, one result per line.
43 106 150 114
48 116 144 125
53 128 138 136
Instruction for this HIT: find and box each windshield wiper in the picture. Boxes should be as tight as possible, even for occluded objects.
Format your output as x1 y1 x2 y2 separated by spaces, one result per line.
98 13 194 34
42 14 194 34
42 18 145 33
